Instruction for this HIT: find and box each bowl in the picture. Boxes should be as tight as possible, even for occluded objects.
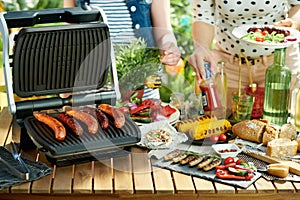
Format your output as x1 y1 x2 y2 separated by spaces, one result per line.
212 143 242 159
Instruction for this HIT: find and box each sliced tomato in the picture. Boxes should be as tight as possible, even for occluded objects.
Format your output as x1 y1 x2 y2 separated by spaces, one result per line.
254 28 262 33
262 30 269 36
256 36 265 42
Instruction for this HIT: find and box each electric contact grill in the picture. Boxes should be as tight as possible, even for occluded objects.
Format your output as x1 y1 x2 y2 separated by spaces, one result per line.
0 6 141 166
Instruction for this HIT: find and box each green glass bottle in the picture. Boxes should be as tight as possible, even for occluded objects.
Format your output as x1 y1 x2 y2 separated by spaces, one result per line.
263 48 291 125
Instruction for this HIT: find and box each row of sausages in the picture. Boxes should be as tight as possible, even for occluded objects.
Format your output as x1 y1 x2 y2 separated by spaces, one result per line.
33 104 125 141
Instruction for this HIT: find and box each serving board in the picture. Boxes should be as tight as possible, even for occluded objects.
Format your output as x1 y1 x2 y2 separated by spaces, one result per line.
243 151 300 176
153 153 261 189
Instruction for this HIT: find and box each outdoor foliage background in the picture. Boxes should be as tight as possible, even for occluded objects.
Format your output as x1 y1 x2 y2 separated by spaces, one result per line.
0 0 196 101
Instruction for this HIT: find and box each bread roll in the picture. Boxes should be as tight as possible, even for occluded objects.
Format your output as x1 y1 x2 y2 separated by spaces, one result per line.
262 125 279 145
232 119 266 143
279 123 297 140
296 134 300 152
266 138 298 157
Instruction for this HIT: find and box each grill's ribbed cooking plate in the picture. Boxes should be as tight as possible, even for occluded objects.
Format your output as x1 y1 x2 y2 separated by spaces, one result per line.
24 114 141 159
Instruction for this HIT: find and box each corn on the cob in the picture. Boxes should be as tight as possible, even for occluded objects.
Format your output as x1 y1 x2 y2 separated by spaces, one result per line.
176 115 216 134
192 119 231 140
176 117 231 140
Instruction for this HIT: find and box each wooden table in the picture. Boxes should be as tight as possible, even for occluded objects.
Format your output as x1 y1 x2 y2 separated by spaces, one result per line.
1 107 300 200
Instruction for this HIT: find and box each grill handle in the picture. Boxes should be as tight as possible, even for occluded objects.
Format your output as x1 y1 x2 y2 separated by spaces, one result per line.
15 91 116 118
4 7 103 28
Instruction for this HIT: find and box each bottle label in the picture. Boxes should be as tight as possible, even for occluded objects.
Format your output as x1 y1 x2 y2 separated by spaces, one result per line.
202 91 208 107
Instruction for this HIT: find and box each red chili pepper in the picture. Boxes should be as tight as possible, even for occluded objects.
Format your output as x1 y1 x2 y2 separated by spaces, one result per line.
130 105 150 115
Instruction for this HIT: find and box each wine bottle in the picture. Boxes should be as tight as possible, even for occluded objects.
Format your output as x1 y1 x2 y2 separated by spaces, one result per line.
263 48 291 125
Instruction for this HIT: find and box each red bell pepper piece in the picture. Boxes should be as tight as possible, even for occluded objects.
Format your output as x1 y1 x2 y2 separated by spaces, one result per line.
130 104 150 115
141 99 153 106
160 105 176 117
215 169 254 180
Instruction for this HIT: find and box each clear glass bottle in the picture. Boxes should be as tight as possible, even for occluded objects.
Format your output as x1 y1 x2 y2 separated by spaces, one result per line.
214 60 227 117
200 62 222 112
263 48 291 125
290 72 300 130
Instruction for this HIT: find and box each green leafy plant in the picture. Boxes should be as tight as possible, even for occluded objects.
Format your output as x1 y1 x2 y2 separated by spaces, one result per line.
114 37 160 93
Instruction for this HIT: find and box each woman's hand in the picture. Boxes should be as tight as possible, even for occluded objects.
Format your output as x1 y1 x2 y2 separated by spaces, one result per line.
188 47 221 81
274 18 299 29
160 47 181 66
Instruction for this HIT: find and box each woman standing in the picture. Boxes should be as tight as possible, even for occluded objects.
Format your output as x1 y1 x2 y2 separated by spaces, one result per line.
188 0 300 107
65 0 181 99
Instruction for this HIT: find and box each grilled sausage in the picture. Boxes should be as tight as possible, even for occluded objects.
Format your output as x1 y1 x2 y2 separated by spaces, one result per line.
98 104 125 129
197 156 214 169
82 106 109 130
57 113 83 136
189 155 205 167
180 155 196 165
202 157 222 171
66 110 99 134
172 153 188 163
33 112 66 141
164 149 181 161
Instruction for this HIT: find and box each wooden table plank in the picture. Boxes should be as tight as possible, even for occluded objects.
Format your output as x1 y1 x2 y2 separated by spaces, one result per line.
0 107 12 146
31 152 52 194
254 177 276 193
113 154 133 194
193 177 215 194
52 165 73 194
131 152 154 194
237 184 256 194
214 182 236 194
94 159 113 194
172 171 195 194
73 162 93 194
152 167 174 194
273 180 296 193
292 182 300 192
10 148 39 194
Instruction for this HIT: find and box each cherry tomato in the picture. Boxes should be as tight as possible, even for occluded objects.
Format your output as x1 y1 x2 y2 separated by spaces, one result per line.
254 28 262 33
218 133 227 142
224 156 235 165
262 30 269 36
236 158 245 165
210 135 219 143
256 36 265 42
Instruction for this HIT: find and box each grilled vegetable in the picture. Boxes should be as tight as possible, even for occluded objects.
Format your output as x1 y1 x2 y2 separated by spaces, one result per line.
189 155 205 167
197 156 214 169
33 112 66 141
164 149 181 161
203 157 222 171
177 118 232 140
228 167 248 176
176 115 215 134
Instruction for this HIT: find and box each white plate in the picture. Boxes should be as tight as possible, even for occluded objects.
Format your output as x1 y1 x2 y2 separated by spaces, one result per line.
232 24 300 48
134 103 180 126
137 120 188 150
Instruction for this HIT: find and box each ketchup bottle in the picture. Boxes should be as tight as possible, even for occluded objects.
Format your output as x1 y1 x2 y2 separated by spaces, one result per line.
200 62 222 111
